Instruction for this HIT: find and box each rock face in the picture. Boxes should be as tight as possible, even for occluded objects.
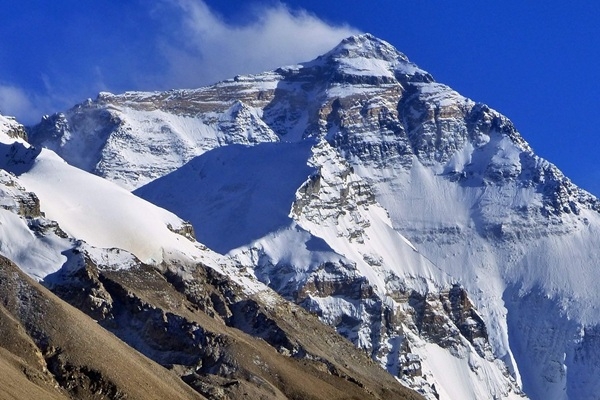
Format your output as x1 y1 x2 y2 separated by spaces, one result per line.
0 254 205 400
24 33 600 399
46 250 421 400
0 115 28 141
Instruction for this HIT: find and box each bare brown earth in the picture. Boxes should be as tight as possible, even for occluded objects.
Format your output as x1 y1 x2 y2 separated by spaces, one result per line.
41 252 424 400
0 347 65 400
0 255 204 400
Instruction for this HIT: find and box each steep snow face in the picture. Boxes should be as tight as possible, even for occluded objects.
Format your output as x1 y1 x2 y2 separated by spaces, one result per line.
0 122 74 279
287 141 523 399
0 122 271 299
502 285 600 400
0 167 72 280
0 139 200 265
27 35 432 189
290 140 446 294
316 33 431 82
28 34 529 399
310 48 600 399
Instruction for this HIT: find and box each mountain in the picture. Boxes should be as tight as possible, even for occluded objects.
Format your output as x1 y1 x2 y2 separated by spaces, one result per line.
22 33 600 399
0 114 421 399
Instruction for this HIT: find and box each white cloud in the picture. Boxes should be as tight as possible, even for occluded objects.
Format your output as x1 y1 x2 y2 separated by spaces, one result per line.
0 73 108 126
0 85 44 125
0 2 359 124
156 0 360 89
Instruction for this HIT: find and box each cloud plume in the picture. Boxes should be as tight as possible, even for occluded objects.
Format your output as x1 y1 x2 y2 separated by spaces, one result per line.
0 1 359 124
156 0 360 88
0 85 47 125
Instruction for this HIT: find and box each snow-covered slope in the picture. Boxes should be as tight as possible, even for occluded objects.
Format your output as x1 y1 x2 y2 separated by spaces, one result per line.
136 141 315 254
2 115 430 400
29 33 600 399
0 121 74 279
12 146 200 265
29 89 280 190
0 133 198 268
0 118 273 298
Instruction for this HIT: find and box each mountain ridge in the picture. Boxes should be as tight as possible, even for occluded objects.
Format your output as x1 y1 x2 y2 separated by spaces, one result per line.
0 111 423 399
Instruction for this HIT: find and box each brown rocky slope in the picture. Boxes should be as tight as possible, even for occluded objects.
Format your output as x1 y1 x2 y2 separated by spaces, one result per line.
0 249 422 400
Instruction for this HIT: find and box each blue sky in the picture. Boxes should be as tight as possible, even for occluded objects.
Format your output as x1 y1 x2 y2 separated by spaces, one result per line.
2 1 600 195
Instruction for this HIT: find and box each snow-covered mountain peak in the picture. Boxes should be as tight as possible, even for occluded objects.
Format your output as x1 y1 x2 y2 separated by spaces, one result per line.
311 33 433 83
324 33 406 62
24 33 600 399
0 114 28 142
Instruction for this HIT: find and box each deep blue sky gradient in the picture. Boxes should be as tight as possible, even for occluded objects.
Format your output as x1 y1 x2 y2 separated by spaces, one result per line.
2 1 600 194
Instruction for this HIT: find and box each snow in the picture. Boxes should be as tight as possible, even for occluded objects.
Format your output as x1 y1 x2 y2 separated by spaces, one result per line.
303 295 376 349
135 141 315 254
229 222 345 279
322 33 429 79
34 100 280 190
0 137 200 266
337 57 396 78
326 84 386 98
0 115 20 138
0 208 72 280
413 341 525 400
0 120 277 308
82 244 140 271
132 133 522 399
23 151 197 264
364 132 600 400
0 132 73 279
